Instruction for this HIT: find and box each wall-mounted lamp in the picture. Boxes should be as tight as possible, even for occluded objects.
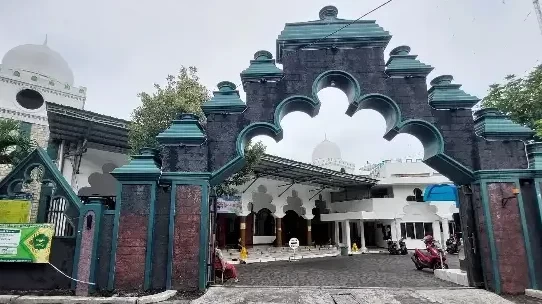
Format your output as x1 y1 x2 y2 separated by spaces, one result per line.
461 185 473 196
501 187 520 208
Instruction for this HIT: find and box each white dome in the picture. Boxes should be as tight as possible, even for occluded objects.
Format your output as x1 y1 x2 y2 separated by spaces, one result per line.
2 42 74 85
312 139 342 162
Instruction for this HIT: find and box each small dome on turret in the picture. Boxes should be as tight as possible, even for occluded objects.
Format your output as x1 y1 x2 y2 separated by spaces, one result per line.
312 138 342 162
2 38 74 85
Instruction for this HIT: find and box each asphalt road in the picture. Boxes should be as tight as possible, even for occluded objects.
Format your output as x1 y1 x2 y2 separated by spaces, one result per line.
233 252 460 288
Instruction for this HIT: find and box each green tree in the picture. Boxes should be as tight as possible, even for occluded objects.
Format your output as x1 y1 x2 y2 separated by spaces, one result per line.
128 66 265 196
482 64 542 139
0 118 34 165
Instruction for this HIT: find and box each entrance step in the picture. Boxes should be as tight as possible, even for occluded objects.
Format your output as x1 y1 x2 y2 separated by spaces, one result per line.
225 248 340 264
434 268 469 286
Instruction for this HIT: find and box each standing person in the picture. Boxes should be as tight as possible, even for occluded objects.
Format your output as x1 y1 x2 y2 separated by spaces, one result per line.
214 242 239 283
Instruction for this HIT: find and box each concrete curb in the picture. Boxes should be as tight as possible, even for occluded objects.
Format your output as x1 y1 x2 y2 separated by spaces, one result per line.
0 295 20 304
525 289 542 300
224 285 474 290
13 296 138 304
2 290 177 304
137 290 177 304
434 269 469 287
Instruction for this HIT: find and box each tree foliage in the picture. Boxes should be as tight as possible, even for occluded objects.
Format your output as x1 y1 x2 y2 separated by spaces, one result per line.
482 64 542 139
128 66 265 196
0 118 34 165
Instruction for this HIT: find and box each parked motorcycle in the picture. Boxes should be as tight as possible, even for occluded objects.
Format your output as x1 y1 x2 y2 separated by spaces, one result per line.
387 239 408 255
387 239 399 255
398 238 408 255
445 236 460 254
411 235 448 271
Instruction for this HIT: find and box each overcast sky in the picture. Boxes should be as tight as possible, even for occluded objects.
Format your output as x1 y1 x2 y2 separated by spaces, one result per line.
1 0 541 169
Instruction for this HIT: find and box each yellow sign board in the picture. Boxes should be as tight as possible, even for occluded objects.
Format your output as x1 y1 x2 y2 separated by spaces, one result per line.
0 223 55 263
0 200 31 223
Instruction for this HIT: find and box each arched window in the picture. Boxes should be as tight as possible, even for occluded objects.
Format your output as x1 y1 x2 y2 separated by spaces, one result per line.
255 208 275 236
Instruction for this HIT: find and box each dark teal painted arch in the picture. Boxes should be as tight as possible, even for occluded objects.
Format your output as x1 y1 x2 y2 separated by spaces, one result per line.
210 70 475 185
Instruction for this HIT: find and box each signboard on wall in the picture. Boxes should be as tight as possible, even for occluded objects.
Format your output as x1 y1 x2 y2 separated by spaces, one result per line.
216 196 242 214
0 200 31 223
0 223 55 263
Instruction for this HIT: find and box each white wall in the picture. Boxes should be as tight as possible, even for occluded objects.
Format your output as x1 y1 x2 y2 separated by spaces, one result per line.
0 69 86 125
66 148 129 193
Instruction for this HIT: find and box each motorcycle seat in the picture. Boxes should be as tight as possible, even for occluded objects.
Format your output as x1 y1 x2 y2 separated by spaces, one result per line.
419 250 433 257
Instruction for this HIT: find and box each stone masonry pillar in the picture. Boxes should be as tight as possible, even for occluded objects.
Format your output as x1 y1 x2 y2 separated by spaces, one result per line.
471 174 542 294
110 148 161 291
156 114 211 291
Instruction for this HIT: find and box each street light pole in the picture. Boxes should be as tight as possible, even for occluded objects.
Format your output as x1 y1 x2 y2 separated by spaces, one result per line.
534 0 542 35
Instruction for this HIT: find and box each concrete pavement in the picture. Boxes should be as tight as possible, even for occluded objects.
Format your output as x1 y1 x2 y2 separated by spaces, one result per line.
192 286 518 304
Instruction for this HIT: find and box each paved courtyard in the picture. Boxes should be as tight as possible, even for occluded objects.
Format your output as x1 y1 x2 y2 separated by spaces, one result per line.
233 253 460 288
193 286 517 304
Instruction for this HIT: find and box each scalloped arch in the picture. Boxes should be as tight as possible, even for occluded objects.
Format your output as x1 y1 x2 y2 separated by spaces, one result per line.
311 70 361 103
347 93 402 135
397 119 445 158
211 88 474 185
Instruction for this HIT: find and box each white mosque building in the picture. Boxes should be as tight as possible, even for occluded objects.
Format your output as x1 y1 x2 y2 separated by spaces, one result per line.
311 136 356 173
0 39 459 251
0 39 130 223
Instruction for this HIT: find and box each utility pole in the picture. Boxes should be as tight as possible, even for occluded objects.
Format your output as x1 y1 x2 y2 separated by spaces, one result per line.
534 0 542 35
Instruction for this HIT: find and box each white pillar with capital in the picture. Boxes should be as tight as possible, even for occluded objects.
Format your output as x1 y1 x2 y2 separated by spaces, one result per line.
432 220 442 246
334 221 340 245
343 220 351 254
442 218 450 242
359 219 367 253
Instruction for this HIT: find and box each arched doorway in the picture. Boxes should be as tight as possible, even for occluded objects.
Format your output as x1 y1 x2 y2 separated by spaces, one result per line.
255 208 275 238
282 210 306 245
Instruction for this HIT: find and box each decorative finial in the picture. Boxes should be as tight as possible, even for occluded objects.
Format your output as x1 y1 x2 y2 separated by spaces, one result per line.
390 46 411 56
43 34 48 46
324 133 327 140
319 6 339 20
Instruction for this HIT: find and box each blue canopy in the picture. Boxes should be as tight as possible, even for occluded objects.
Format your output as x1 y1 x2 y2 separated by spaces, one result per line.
424 184 459 207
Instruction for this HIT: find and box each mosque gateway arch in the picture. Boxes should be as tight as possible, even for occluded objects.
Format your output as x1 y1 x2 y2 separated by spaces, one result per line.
108 5 542 296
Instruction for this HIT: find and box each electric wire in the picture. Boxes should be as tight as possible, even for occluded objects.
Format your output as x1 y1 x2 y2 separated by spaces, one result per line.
233 0 394 90
48 262 96 285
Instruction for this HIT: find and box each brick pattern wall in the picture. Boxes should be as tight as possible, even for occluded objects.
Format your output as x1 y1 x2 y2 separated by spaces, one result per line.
172 185 201 290
31 123 50 149
487 182 529 294
472 184 494 291
115 184 150 290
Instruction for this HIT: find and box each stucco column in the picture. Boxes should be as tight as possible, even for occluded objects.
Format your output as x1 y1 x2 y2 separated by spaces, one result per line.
359 219 366 252
239 216 247 247
275 217 282 247
344 220 351 253
306 219 312 246
334 221 340 245
442 218 450 241
432 220 442 246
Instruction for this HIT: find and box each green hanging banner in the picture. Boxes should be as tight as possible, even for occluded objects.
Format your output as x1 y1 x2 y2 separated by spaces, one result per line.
0 223 55 263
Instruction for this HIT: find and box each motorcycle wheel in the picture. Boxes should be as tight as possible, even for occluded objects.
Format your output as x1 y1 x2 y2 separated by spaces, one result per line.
414 257 423 270
433 262 449 271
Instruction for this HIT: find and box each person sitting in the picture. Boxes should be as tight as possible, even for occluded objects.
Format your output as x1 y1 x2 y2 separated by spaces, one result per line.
214 243 239 283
